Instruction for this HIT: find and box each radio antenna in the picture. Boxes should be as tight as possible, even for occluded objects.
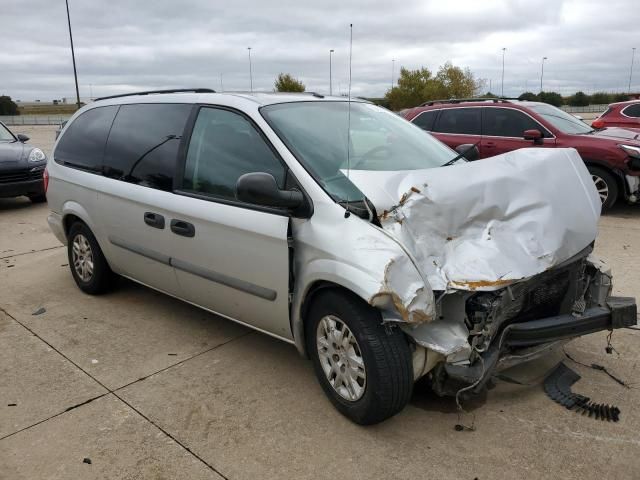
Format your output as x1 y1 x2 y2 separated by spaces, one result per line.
345 23 353 218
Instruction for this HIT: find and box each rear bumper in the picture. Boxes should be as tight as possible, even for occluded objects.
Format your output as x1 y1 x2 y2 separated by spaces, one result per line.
0 178 44 198
505 296 636 347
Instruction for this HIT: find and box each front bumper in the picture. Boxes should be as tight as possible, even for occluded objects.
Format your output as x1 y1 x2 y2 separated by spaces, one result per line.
0 178 44 198
439 296 637 394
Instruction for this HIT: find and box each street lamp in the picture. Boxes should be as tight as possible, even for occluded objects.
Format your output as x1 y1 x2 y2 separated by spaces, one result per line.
247 47 253 93
501 48 506 97
629 47 636 94
391 59 395 90
540 56 548 93
64 0 81 110
329 49 334 95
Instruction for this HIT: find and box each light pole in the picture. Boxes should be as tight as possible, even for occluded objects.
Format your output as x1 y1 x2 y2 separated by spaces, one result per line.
247 47 253 92
329 49 334 95
391 59 395 90
501 47 506 97
629 47 636 94
540 56 548 93
64 0 81 110
220 73 224 92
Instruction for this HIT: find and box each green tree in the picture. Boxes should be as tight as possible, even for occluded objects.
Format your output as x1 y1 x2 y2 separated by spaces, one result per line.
518 92 539 101
0 95 19 115
612 93 629 102
590 92 612 105
274 73 305 92
568 91 590 107
384 63 481 111
538 91 564 107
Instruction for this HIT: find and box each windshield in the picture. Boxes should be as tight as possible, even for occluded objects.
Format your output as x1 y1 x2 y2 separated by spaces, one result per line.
0 123 15 142
529 104 593 134
261 101 455 201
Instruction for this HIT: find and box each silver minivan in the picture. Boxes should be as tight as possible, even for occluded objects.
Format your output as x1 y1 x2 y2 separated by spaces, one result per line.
47 89 636 424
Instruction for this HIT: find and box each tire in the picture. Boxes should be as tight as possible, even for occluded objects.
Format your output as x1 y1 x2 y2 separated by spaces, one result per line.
305 289 413 425
588 166 618 211
67 222 116 294
28 194 47 203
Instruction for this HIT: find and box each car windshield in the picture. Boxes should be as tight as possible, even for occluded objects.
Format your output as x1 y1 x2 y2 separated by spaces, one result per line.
0 123 15 142
261 101 455 201
529 104 593 134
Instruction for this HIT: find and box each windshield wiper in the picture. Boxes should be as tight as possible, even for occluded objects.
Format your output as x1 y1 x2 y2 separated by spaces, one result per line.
441 141 480 167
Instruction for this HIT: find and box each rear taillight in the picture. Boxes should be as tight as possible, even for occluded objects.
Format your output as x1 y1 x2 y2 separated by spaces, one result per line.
43 167 49 193
592 119 605 129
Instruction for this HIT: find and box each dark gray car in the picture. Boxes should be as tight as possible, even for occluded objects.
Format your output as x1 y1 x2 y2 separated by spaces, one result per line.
0 121 47 202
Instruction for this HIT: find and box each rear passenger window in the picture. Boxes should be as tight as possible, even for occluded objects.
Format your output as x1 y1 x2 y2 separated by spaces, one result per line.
623 104 640 117
433 108 481 135
103 104 192 191
54 106 118 172
483 108 547 138
412 110 438 131
182 107 285 202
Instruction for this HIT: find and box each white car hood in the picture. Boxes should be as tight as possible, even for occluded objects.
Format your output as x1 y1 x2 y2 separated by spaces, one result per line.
346 148 601 292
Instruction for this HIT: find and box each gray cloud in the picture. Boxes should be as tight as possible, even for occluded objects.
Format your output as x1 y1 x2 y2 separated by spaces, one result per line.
1 0 637 101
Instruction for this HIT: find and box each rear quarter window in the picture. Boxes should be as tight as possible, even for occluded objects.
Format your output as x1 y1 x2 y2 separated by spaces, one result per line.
412 110 439 131
622 104 640 118
54 106 119 172
102 103 192 191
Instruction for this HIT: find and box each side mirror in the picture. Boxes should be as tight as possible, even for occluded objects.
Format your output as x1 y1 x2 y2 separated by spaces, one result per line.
455 144 480 161
16 133 29 143
523 129 543 145
236 172 304 210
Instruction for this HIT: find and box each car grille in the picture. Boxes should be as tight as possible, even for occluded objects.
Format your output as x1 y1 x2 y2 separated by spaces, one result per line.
0 169 43 184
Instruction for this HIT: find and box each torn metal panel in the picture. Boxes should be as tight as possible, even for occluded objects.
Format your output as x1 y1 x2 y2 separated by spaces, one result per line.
346 148 601 292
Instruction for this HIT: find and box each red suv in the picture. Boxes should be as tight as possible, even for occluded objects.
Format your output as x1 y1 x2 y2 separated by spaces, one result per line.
592 100 640 130
401 98 640 209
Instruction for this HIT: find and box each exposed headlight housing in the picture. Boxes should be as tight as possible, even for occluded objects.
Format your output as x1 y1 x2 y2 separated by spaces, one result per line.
28 148 46 163
620 144 640 159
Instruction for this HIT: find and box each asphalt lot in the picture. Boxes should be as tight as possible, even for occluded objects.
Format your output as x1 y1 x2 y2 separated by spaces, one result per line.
1 126 639 479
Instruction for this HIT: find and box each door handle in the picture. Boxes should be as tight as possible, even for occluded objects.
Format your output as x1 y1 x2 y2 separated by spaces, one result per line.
170 219 195 237
144 212 165 229
485 141 496 147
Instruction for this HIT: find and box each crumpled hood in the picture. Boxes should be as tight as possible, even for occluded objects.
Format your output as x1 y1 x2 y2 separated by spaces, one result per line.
347 148 601 291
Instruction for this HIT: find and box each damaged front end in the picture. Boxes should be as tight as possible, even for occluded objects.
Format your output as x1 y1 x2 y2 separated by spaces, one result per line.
346 148 637 396
417 251 636 396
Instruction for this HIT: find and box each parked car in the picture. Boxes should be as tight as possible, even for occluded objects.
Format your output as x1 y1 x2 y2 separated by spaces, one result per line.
47 89 636 424
0 121 47 203
401 98 640 209
592 100 640 130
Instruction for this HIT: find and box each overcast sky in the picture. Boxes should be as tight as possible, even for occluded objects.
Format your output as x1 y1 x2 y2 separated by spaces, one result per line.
1 0 638 101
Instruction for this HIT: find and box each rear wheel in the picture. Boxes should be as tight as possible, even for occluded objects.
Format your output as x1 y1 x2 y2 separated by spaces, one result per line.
306 289 413 425
67 222 116 294
588 166 618 210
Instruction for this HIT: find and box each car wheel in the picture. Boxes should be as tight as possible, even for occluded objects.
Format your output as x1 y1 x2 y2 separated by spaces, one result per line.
588 166 618 210
306 289 413 425
28 194 47 203
67 222 116 294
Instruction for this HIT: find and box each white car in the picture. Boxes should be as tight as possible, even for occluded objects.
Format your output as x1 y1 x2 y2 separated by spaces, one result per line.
46 89 636 424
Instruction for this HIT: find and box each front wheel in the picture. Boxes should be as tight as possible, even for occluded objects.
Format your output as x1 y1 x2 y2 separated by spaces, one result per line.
306 290 413 425
588 166 618 211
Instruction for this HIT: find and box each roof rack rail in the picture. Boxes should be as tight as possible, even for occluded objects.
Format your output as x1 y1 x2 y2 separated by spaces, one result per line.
418 97 519 107
95 88 215 102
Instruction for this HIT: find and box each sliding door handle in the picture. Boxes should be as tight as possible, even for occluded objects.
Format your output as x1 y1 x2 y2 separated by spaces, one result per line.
144 212 165 229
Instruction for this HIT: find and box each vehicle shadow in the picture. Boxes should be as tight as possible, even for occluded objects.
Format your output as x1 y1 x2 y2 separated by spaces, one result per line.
603 202 640 218
0 196 36 212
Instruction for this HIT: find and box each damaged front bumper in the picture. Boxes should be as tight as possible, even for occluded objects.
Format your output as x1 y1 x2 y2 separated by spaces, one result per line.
434 296 637 396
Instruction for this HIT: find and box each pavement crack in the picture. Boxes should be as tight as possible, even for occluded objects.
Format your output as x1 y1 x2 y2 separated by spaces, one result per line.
0 245 64 260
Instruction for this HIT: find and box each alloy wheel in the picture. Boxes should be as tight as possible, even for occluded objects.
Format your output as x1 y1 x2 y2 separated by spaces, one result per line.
72 234 94 282
592 174 609 205
316 315 366 401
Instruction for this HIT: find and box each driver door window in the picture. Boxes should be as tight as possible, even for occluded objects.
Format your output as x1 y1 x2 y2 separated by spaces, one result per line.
182 107 286 202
